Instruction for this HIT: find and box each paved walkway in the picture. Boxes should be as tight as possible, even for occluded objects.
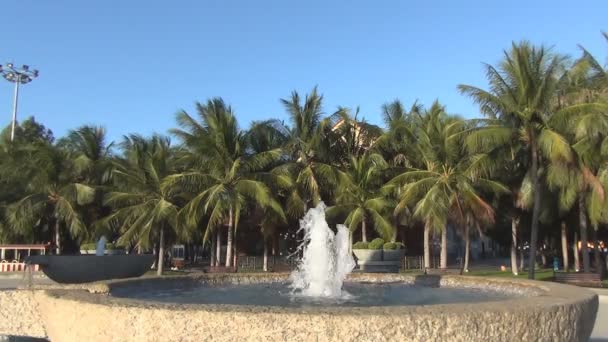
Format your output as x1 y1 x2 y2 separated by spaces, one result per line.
591 288 608 342
0 275 54 290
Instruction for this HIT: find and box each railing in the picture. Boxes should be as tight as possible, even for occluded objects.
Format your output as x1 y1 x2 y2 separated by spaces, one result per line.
0 260 39 272
210 255 449 272
237 256 299 271
402 256 445 270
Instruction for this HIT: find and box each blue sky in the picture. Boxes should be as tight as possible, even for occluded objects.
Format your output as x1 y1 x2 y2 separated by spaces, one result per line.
1 0 606 143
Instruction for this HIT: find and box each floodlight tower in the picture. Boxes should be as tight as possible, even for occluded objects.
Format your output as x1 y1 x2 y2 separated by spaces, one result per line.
0 63 39 141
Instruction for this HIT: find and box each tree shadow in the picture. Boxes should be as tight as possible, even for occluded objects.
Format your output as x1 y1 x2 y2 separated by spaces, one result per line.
413 274 441 287
1 336 48 342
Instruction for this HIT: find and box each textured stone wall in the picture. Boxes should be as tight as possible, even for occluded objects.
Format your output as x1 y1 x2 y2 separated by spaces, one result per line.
0 274 599 342
0 290 46 338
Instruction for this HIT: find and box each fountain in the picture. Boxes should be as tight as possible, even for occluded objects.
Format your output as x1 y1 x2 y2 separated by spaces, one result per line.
289 202 355 298
0 205 599 341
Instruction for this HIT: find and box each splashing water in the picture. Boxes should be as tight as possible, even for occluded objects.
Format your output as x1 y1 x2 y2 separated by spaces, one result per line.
289 202 356 298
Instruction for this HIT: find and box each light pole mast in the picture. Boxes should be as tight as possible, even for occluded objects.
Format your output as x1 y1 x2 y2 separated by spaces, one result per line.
1 63 39 142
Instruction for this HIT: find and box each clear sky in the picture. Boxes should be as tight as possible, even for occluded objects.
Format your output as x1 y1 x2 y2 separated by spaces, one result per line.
1 0 606 142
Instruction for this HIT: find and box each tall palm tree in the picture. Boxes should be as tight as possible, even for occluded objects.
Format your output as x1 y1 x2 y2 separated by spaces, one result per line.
246 120 290 271
169 98 280 268
275 87 344 218
547 37 608 273
458 41 602 278
326 153 394 243
387 102 508 270
58 125 114 240
102 135 180 275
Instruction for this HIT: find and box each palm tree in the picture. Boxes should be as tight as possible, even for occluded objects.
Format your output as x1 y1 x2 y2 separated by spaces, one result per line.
458 41 602 279
246 120 290 271
169 98 280 268
546 37 608 273
375 100 423 168
326 153 394 243
58 125 114 185
387 102 507 270
58 125 114 239
275 87 344 218
6 144 95 254
102 135 180 275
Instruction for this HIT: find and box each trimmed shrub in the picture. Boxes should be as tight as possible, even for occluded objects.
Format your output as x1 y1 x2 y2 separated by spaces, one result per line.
383 242 405 250
352 241 369 249
368 238 385 250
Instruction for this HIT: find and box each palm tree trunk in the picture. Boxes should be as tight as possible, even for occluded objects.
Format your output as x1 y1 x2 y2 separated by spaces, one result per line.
216 228 222 266
263 240 269 272
391 216 398 242
592 228 602 275
423 223 430 270
440 227 447 269
519 248 524 271
210 230 216 267
225 207 233 268
463 224 470 273
528 139 542 279
361 220 367 243
561 221 569 271
573 231 580 272
579 197 591 272
511 216 519 275
54 219 61 255
157 225 165 276
233 236 238 270
541 239 547 267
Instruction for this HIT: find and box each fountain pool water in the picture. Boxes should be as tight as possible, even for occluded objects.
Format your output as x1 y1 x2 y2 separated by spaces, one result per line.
110 281 515 307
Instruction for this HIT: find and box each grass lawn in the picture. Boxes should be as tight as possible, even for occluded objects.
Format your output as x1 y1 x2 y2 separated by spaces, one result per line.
465 268 555 281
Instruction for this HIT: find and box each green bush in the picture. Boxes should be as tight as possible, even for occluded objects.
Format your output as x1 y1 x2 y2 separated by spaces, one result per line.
352 241 369 249
368 238 385 250
80 242 117 250
383 242 404 250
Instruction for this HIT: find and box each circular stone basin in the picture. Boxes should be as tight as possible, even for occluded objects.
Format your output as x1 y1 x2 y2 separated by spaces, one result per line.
111 281 517 307
31 273 598 342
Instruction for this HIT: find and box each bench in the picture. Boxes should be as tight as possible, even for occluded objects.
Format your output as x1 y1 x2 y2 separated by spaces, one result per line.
553 271 603 287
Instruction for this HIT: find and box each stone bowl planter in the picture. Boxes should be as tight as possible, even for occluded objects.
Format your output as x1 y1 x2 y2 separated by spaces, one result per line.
352 249 382 262
382 249 404 262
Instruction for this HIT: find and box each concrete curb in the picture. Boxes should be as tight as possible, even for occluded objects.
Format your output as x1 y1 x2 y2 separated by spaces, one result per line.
0 273 47 280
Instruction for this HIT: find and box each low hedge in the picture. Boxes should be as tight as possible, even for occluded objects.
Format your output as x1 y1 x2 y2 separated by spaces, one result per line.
352 241 369 249
383 242 404 250
368 238 385 250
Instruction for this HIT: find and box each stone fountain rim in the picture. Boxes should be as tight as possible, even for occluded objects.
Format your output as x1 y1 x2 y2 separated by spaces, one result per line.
35 272 598 316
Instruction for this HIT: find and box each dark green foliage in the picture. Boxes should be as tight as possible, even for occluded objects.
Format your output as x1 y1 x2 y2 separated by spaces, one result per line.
368 238 385 250
352 241 369 249
383 242 404 250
